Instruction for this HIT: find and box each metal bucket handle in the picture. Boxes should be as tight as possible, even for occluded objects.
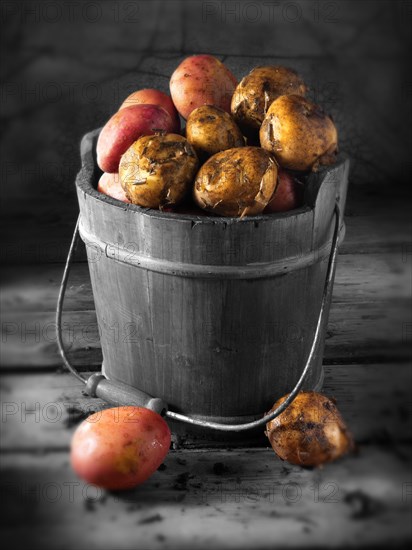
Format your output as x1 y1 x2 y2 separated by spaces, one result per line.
56 203 341 432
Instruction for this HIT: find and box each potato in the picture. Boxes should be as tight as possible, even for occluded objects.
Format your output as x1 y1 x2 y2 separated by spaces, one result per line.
170 54 237 119
120 133 198 209
231 66 307 135
186 105 244 161
96 104 175 173
97 172 130 203
71 406 171 490
193 147 277 217
264 169 303 213
119 88 180 133
265 392 354 467
260 94 338 171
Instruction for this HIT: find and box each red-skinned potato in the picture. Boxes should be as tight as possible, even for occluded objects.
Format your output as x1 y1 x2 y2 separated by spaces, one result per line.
264 170 303 213
97 173 130 203
119 88 180 133
71 406 171 490
170 54 237 119
162 202 208 216
97 104 175 173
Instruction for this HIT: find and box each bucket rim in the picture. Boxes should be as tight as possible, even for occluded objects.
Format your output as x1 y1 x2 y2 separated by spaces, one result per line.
76 127 349 225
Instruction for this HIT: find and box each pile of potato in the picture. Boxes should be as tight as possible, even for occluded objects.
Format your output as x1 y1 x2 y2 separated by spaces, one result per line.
96 55 338 217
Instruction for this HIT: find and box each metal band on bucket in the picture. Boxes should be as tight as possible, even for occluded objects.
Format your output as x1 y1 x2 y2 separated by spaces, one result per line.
79 218 345 280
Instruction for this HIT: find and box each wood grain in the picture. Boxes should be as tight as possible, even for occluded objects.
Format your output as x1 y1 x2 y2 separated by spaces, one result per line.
1 363 410 452
2 291 410 369
1 446 411 550
1 4 411 547
2 182 411 265
2 254 409 314
64 148 350 419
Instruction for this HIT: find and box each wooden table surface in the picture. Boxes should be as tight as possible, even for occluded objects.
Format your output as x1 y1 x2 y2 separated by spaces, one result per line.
1 182 411 549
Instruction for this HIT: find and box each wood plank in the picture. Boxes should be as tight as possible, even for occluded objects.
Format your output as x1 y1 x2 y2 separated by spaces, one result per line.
1 253 411 368
1 184 411 265
1 446 411 550
0 310 102 369
1 261 94 313
2 253 410 313
338 185 411 255
1 364 410 452
1 298 410 368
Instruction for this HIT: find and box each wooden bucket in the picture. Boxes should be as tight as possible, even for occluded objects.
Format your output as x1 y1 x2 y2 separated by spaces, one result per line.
76 129 349 441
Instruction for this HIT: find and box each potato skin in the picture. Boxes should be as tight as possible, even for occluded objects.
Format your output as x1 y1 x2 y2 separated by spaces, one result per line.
186 105 244 161
194 147 277 217
119 88 180 133
170 55 237 119
260 94 338 171
265 392 354 467
120 133 198 209
97 105 175 173
71 406 171 490
97 172 130 203
264 169 303 213
231 66 307 134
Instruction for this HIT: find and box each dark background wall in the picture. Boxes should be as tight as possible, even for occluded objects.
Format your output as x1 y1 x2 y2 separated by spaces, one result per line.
1 0 411 263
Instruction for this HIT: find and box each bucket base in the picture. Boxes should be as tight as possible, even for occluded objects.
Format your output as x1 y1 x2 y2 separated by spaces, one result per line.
169 367 324 448
101 364 324 448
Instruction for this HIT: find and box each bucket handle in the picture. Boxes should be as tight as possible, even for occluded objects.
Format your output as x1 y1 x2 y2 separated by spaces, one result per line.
56 203 341 432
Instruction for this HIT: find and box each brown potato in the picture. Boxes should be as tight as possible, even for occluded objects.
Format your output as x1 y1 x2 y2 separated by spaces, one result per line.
186 105 244 161
265 391 354 467
119 134 198 209
193 147 277 217
231 66 307 135
260 94 338 171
